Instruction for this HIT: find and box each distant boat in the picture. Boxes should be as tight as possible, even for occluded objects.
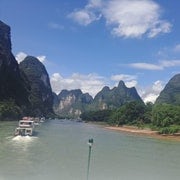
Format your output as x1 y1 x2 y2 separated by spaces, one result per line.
40 117 45 123
14 119 35 136
33 117 41 126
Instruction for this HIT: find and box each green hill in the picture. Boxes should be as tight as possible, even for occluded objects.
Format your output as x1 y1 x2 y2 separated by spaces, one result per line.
155 74 180 105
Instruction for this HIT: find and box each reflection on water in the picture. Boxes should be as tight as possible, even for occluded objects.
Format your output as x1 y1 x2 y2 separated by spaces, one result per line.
0 119 180 180
11 135 38 151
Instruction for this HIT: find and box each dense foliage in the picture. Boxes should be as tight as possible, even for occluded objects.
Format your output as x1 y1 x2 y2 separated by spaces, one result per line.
109 101 147 125
80 109 113 122
80 102 180 134
0 100 22 120
152 104 180 134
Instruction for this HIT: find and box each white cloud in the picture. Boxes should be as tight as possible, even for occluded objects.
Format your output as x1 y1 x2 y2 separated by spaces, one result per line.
15 52 27 63
111 74 137 81
68 0 102 27
125 80 138 88
87 0 103 8
68 0 171 38
147 20 171 38
174 44 180 52
152 80 164 92
37 55 46 63
110 74 138 95
143 93 158 103
68 10 97 26
111 74 137 87
160 60 180 67
139 80 164 103
130 62 163 70
130 60 180 70
50 72 105 97
157 44 180 59
68 0 102 26
48 22 64 30
50 72 166 103
15 52 47 64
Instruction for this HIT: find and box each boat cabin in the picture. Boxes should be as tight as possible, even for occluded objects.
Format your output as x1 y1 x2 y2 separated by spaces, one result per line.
19 120 35 128
14 127 33 136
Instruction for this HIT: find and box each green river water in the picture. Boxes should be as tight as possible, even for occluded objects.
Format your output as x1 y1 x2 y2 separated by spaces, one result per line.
0 119 180 180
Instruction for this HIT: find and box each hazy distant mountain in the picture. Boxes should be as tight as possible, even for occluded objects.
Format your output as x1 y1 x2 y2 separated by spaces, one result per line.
54 89 93 118
155 74 180 105
93 81 144 110
19 56 54 117
54 81 144 118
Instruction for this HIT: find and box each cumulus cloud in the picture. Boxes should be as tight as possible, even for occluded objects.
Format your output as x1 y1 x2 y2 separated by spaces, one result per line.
139 80 164 103
68 0 102 26
50 72 105 97
68 10 100 26
15 52 47 64
36 55 46 63
50 72 166 103
68 0 171 38
103 0 171 38
87 0 103 8
129 60 180 70
51 73 139 98
15 52 28 63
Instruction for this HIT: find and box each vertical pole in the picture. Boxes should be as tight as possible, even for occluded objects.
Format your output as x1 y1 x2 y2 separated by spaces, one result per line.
87 138 93 180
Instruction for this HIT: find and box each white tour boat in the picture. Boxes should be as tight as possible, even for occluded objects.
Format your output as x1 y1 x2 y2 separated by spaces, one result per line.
14 119 35 136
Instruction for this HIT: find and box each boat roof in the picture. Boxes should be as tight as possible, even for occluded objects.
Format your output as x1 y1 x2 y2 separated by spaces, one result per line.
16 127 33 130
19 120 34 122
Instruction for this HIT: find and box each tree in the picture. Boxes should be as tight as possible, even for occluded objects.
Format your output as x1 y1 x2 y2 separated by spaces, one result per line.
109 101 146 126
80 109 113 122
0 100 22 120
152 104 180 127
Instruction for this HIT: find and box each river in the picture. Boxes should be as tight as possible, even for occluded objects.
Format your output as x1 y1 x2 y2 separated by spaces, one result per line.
0 119 180 180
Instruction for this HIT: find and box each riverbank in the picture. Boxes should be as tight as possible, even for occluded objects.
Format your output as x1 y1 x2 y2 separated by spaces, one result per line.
105 125 180 141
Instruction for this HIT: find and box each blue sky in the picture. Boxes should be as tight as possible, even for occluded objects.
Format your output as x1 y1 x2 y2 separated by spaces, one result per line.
1 0 180 102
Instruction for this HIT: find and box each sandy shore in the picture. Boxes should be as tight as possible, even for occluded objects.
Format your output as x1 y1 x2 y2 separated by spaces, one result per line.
105 125 180 141
106 126 158 134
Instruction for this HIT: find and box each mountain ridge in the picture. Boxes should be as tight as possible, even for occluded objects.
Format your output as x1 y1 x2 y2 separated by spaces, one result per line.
53 81 144 118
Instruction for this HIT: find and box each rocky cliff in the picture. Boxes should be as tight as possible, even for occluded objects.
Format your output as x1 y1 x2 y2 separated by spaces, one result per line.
54 89 93 118
155 74 180 105
93 81 144 110
0 20 30 108
19 56 54 117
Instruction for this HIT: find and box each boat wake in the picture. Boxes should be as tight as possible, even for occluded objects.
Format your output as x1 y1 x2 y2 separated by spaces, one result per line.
12 135 37 142
11 135 38 151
